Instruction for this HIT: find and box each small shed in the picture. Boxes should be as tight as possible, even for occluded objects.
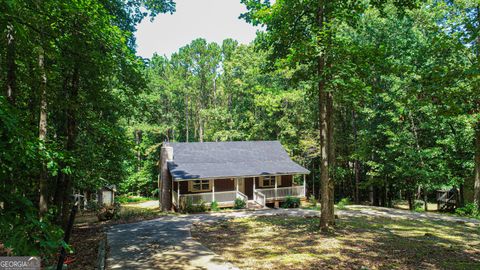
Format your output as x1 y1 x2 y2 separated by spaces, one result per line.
436 188 457 212
97 185 116 206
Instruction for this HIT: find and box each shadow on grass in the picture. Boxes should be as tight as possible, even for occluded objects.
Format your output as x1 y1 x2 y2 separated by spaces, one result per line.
193 214 480 270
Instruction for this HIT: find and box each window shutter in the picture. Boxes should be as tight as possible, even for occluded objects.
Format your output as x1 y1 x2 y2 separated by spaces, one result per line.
259 176 264 187
188 181 192 192
276 176 282 186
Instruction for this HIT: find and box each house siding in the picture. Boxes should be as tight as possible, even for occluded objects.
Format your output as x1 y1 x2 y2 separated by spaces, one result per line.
175 175 295 196
178 178 234 195
255 175 293 189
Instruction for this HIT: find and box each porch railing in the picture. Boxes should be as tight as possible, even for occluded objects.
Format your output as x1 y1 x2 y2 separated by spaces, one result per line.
256 185 305 200
178 191 247 206
237 191 248 202
174 185 305 207
254 190 266 207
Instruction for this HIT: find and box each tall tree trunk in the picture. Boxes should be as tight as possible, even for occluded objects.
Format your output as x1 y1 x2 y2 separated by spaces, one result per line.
423 187 428 211
53 75 70 216
318 0 334 230
369 185 374 205
135 129 142 171
352 110 360 204
61 66 79 226
458 184 464 208
474 6 480 209
38 47 48 216
6 23 16 104
407 190 414 211
327 90 335 221
474 123 480 208
199 117 204 142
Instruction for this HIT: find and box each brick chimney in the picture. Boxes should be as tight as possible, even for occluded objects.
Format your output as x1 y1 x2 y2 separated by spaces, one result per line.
159 143 173 211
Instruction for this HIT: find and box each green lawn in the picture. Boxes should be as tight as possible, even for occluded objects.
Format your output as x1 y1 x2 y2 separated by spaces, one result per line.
191 214 480 270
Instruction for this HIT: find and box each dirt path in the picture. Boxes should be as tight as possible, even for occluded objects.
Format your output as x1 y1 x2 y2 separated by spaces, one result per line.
341 205 480 224
106 206 478 269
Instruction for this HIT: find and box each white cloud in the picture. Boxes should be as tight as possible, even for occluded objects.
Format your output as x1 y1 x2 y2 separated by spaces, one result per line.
135 0 261 58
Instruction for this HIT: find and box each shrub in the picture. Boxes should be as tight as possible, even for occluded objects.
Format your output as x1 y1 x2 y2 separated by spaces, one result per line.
282 196 300 208
97 202 121 221
234 198 246 209
180 198 208 213
0 195 66 260
210 200 219 211
86 200 101 212
337 197 351 210
308 195 317 207
456 203 479 217
414 200 424 212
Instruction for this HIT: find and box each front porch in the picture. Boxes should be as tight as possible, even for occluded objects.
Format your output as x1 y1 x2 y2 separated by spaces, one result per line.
172 175 306 209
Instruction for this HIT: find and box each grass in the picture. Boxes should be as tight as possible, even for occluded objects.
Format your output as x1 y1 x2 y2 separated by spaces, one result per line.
394 200 439 212
191 213 480 270
114 200 176 223
115 195 156 204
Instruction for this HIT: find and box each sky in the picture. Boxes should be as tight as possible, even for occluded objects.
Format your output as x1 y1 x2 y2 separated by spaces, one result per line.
135 0 261 59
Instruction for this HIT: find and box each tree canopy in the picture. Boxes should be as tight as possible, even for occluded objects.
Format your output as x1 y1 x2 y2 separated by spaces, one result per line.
0 0 479 257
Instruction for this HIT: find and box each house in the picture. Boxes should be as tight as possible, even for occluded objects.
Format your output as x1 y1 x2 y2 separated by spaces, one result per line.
159 141 310 210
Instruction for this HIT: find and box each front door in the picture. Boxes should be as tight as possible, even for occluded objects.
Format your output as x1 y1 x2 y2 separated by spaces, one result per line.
244 178 254 200
237 178 245 194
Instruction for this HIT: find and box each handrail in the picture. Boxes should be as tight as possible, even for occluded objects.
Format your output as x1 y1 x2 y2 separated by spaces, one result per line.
236 191 248 202
181 191 236 197
254 190 266 207
256 186 304 192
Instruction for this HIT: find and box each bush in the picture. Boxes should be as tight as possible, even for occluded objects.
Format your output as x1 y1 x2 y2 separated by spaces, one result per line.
0 195 66 260
337 197 351 210
308 195 317 207
414 200 424 212
97 202 121 221
210 200 219 211
282 196 300 208
180 198 208 213
234 198 246 209
456 203 479 217
86 200 101 212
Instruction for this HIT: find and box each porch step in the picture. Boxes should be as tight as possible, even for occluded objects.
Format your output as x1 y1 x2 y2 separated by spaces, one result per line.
247 201 266 210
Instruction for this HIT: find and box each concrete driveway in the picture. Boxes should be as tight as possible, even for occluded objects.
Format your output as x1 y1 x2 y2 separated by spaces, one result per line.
107 209 287 270
106 207 479 270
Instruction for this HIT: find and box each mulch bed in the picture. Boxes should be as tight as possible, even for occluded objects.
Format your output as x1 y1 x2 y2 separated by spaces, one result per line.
68 223 105 270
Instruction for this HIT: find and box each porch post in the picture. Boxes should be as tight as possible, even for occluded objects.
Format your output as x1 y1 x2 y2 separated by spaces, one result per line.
177 181 180 206
303 174 306 197
236 178 239 192
274 176 278 199
253 177 256 201
212 179 215 202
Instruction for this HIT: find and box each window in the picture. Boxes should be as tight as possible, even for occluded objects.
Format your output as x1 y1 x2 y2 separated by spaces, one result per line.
261 176 275 187
190 180 211 192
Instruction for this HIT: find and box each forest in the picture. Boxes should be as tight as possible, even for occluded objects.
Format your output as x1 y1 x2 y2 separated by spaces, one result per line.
0 0 479 259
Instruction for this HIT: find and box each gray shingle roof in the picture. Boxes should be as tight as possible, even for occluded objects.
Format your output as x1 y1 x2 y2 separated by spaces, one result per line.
167 141 310 180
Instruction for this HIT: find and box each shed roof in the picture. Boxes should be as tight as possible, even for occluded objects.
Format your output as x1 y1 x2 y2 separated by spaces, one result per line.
167 141 309 180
